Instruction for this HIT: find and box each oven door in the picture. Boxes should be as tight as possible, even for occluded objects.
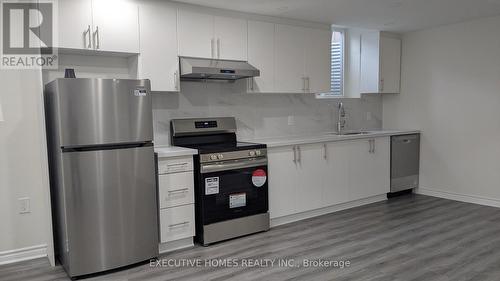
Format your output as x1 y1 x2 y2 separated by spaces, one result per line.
199 157 268 225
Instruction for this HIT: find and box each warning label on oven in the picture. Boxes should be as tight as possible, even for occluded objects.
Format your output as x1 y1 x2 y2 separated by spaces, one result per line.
205 177 219 195
229 193 246 208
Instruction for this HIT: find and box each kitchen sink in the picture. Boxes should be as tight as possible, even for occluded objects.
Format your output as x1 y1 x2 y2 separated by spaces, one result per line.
328 131 373 136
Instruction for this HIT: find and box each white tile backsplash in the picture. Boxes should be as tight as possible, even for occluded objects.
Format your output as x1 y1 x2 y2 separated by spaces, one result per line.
152 82 382 145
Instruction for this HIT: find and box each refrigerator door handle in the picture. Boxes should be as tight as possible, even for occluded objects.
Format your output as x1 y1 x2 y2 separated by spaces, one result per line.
62 142 152 153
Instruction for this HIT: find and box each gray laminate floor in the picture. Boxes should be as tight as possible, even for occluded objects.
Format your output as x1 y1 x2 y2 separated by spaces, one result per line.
3 194 500 281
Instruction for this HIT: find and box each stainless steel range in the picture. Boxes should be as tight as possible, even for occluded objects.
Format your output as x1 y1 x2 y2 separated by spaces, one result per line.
171 117 270 246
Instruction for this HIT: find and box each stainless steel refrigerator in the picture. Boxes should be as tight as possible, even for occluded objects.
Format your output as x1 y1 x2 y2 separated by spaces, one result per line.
44 78 158 277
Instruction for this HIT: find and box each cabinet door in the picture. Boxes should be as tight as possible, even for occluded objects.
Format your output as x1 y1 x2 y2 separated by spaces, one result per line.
91 0 139 53
322 142 350 207
138 2 179 91
57 0 93 49
247 20 274 93
295 144 324 213
274 24 306 93
304 28 331 94
214 16 247 60
349 138 390 201
177 10 214 58
380 36 401 93
268 146 297 218
371 137 390 195
360 31 380 93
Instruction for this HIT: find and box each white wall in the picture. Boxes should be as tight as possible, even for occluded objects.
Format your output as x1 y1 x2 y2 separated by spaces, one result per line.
0 69 54 264
383 15 500 204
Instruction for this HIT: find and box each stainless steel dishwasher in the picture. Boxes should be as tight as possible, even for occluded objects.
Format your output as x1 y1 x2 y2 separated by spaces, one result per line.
391 134 420 193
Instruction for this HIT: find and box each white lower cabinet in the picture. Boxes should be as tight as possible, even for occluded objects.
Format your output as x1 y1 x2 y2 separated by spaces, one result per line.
268 137 390 220
268 146 298 218
158 172 194 209
159 205 195 243
349 137 390 200
157 155 195 248
322 142 350 207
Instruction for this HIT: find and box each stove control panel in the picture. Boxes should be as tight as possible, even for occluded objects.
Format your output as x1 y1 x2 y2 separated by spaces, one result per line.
201 149 267 163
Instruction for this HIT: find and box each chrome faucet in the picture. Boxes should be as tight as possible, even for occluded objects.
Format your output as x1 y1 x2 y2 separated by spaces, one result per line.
337 102 346 134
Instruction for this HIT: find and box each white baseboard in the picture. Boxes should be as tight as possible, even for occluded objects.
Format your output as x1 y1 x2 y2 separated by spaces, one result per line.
416 187 500 208
270 194 387 227
0 244 47 265
159 237 194 254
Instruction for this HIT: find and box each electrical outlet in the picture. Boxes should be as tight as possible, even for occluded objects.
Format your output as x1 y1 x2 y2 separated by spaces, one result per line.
287 115 295 126
18 197 30 214
366 112 372 121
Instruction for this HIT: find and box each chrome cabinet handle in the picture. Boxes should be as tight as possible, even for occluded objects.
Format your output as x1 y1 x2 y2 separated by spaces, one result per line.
372 139 376 153
380 79 384 92
84 25 91 49
217 38 221 59
368 140 373 153
174 70 179 90
168 221 189 228
211 38 215 58
306 77 310 92
168 188 189 194
297 146 301 163
301 77 306 91
293 146 297 163
93 26 100 49
323 143 327 160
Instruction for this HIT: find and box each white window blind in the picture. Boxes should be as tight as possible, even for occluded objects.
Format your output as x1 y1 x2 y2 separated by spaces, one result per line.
331 30 344 96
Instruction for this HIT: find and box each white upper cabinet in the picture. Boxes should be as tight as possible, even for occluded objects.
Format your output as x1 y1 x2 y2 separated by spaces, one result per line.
214 16 247 60
247 20 274 93
274 24 307 93
57 0 93 50
91 0 140 53
304 27 331 94
177 10 247 60
273 24 331 94
360 31 401 94
177 10 214 59
379 36 402 94
56 0 139 53
138 1 179 92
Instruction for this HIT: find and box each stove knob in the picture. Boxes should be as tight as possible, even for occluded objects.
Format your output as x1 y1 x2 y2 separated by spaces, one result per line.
249 150 256 157
210 154 218 160
255 150 261 156
217 154 224 160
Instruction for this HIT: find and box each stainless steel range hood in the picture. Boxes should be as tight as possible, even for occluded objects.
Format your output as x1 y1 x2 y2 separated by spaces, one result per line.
179 57 260 81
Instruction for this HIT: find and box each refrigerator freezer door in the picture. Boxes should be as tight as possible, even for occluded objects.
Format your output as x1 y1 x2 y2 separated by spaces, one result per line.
61 146 158 277
48 78 153 147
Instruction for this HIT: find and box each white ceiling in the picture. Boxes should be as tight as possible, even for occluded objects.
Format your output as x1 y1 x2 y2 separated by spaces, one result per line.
173 0 500 32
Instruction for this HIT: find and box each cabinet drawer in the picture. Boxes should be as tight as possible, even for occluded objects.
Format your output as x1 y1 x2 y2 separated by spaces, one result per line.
160 205 195 243
158 172 194 209
158 156 193 174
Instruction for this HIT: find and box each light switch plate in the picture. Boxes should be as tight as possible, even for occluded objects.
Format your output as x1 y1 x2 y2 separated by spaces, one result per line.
18 197 30 214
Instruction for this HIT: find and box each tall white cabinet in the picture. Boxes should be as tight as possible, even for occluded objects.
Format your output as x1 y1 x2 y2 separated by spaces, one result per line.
138 1 179 92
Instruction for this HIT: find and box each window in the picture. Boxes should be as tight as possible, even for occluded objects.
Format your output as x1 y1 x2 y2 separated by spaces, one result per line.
331 30 344 95
316 29 345 98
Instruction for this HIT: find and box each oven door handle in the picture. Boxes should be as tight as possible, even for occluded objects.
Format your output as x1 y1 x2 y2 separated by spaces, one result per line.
201 158 267 173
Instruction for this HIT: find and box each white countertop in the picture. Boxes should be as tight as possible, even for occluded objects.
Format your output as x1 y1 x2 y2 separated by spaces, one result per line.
247 129 420 148
154 145 198 158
